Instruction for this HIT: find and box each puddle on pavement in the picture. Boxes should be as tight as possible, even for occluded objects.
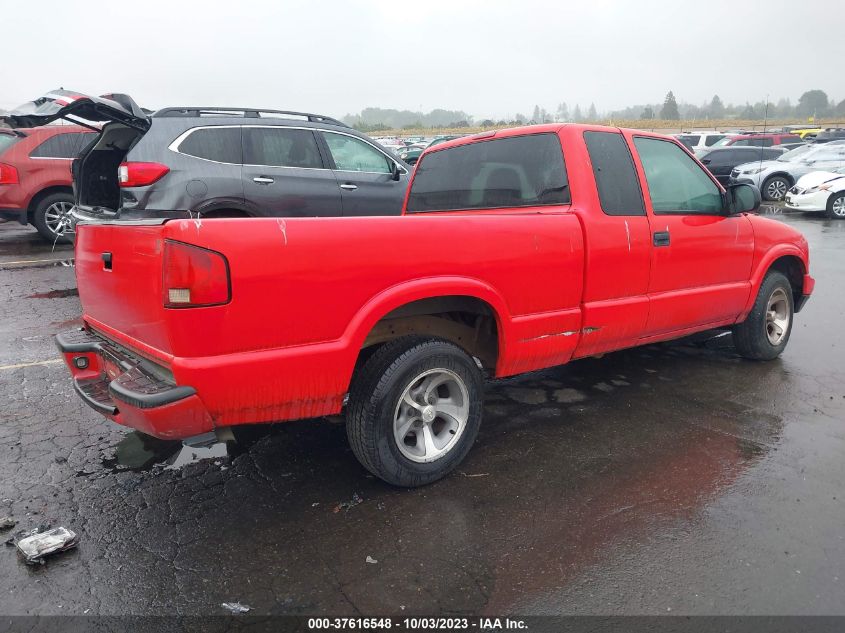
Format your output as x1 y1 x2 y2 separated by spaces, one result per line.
27 288 79 299
103 426 276 472
102 432 229 472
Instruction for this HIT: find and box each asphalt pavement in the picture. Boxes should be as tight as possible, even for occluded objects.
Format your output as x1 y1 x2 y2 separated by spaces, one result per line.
0 209 843 617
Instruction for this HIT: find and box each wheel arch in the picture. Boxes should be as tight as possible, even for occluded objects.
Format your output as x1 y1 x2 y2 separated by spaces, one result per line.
740 249 807 320
343 278 512 377
26 185 74 223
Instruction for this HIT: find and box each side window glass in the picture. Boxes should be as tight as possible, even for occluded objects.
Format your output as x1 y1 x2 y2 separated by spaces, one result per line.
243 127 322 168
633 137 723 215
29 132 96 158
178 127 242 163
323 133 392 173
583 131 644 216
705 135 724 146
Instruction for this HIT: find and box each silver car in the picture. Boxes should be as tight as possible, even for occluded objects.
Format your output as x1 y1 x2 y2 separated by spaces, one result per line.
730 141 845 201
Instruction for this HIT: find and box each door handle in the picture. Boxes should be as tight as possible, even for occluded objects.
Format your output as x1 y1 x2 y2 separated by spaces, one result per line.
653 231 671 247
339 183 358 191
253 177 274 184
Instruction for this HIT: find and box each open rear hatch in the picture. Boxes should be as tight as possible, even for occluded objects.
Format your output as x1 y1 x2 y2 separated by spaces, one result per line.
2 89 151 218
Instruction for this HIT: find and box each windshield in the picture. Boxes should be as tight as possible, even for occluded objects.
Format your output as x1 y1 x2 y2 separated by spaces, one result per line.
0 132 19 155
777 144 813 162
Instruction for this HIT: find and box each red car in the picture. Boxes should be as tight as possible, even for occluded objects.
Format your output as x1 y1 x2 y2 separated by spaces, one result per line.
0 125 97 242
51 119 813 486
716 132 803 148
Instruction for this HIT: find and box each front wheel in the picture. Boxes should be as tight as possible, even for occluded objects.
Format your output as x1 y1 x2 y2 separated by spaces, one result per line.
826 192 845 220
761 176 790 202
732 271 794 360
346 337 484 487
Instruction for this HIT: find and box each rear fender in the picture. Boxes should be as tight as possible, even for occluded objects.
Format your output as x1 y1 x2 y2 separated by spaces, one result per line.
342 277 512 373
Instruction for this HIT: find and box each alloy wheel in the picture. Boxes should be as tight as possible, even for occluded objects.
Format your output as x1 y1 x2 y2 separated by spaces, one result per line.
393 368 469 463
765 287 790 346
43 201 75 237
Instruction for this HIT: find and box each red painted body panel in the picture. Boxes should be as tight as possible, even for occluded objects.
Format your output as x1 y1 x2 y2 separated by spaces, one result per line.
0 126 92 218
65 124 814 439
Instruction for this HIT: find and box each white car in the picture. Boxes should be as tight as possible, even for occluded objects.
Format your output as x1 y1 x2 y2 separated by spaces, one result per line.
784 166 845 219
676 131 733 153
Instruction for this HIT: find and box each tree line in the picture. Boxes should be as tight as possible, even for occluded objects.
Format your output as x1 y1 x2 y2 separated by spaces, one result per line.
345 90 844 130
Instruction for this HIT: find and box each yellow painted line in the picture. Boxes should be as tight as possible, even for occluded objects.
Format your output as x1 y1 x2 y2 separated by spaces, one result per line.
0 258 73 266
0 359 63 370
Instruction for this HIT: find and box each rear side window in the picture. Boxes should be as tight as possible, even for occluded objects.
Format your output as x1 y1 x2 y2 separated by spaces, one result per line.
0 133 19 155
178 127 242 163
584 131 644 216
29 132 96 158
704 135 725 146
243 127 323 168
633 137 722 215
407 133 569 213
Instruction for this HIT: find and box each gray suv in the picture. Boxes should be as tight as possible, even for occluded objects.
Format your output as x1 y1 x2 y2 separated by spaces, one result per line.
3 90 410 230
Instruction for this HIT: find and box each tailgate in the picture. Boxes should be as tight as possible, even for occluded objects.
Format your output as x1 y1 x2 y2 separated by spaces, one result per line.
74 222 171 358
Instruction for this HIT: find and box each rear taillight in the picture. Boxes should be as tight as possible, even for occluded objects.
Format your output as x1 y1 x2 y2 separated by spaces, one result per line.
118 161 170 187
0 162 19 185
163 241 230 308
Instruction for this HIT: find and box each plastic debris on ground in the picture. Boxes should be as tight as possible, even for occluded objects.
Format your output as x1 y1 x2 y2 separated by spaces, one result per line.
333 492 363 513
0 517 16 531
7 526 79 564
366 555 378 564
221 602 251 614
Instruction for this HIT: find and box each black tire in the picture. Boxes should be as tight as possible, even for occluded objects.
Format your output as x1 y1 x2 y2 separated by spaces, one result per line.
761 175 790 202
732 271 794 360
346 337 484 487
826 191 845 220
32 192 74 243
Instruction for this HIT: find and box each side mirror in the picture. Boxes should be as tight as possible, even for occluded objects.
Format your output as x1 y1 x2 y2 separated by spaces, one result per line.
726 182 761 214
391 162 401 181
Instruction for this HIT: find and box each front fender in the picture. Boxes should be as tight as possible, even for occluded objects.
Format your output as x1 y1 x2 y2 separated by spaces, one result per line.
739 244 809 321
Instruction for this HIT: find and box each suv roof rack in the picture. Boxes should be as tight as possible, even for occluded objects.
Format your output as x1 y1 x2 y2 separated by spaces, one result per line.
151 107 350 128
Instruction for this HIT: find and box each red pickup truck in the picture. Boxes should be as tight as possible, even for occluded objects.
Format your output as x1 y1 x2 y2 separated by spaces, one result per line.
44 118 812 486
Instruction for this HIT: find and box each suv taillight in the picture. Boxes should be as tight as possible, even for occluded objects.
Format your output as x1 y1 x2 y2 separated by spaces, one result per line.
163 241 230 308
118 162 170 187
0 162 19 185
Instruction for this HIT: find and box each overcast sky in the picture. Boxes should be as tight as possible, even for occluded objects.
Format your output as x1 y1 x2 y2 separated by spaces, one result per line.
1 0 842 119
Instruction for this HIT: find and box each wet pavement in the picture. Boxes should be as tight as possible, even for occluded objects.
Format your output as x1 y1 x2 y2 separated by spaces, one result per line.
0 211 843 616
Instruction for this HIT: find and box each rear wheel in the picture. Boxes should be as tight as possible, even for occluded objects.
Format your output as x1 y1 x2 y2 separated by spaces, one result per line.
826 192 845 220
346 337 483 487
732 271 794 360
32 193 75 243
761 176 790 202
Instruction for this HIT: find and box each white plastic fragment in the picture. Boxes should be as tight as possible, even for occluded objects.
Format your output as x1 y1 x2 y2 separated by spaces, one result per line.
14 527 79 564
221 602 251 614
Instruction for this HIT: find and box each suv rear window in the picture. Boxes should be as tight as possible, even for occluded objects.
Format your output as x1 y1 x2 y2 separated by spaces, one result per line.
407 133 569 213
243 127 323 169
178 127 242 163
29 132 96 158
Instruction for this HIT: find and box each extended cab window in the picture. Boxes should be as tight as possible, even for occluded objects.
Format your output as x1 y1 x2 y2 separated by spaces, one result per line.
633 137 722 214
179 127 242 163
584 131 644 216
407 133 569 213
323 133 392 173
29 132 96 158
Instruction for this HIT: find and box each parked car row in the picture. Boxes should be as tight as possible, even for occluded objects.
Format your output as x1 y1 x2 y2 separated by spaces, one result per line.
2 91 412 242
